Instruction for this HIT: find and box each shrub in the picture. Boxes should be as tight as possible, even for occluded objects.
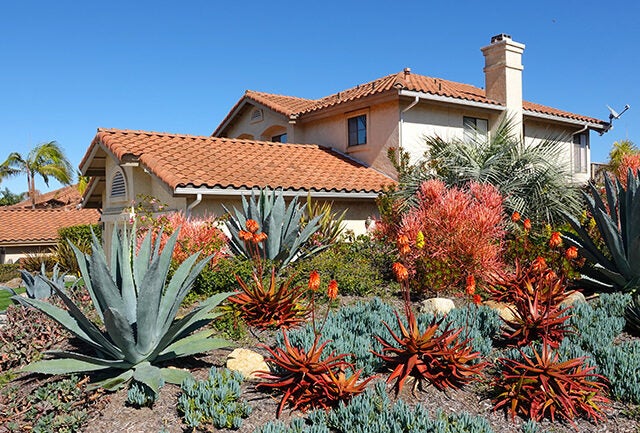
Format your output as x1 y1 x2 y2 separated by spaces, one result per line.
53 223 101 274
188 256 255 299
256 381 495 433
0 263 20 283
385 179 505 294
493 343 609 426
14 226 231 396
178 367 252 430
290 236 398 296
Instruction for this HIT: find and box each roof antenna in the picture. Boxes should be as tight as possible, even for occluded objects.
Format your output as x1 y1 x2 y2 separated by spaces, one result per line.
600 103 630 135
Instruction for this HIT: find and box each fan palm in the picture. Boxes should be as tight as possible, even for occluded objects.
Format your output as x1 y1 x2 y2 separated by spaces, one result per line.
0 141 73 208
397 118 582 225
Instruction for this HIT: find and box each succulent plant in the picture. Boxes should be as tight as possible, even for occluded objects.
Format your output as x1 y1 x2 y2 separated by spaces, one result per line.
2 262 65 299
562 168 640 293
224 187 322 269
13 225 231 395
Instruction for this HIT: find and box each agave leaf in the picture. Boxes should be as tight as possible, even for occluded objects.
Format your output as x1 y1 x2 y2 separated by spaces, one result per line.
89 369 134 391
160 367 192 385
69 240 104 320
1 286 17 296
117 227 137 324
156 252 201 330
22 358 112 375
103 307 139 363
593 207 632 277
133 228 153 290
133 362 164 394
45 350 131 368
87 236 127 317
156 329 229 361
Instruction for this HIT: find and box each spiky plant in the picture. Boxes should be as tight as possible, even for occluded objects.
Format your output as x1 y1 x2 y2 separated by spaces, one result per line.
224 187 322 269
13 225 231 395
2 262 65 299
398 117 581 225
563 168 640 294
493 344 609 426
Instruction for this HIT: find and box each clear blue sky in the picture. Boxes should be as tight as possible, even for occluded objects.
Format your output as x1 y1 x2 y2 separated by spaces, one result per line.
1 0 638 195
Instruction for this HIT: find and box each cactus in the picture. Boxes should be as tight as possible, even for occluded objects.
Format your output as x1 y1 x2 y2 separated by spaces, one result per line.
13 225 231 396
224 187 322 269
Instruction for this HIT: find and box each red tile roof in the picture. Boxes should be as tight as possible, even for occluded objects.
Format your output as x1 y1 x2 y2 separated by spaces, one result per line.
220 70 605 129
9 185 84 209
0 208 100 245
83 129 393 194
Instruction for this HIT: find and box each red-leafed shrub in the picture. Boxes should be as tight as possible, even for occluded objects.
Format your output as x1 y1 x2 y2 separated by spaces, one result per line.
614 153 640 187
137 211 227 267
493 344 609 426
383 180 505 294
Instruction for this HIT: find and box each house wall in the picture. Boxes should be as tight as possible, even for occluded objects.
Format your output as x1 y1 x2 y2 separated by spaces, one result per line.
0 245 54 264
224 106 291 141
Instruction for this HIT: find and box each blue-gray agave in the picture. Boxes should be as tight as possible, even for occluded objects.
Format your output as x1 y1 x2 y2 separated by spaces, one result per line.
1 262 65 299
224 187 322 269
13 225 231 394
563 168 640 293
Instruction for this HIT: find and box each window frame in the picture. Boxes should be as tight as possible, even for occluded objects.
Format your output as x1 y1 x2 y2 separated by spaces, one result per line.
573 133 589 174
463 116 489 144
271 133 287 143
347 113 367 147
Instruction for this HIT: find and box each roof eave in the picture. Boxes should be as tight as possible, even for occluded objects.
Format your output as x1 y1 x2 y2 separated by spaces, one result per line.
174 186 382 200
523 110 607 130
398 89 506 111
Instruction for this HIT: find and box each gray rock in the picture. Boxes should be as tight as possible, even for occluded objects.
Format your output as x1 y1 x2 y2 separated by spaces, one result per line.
419 297 455 315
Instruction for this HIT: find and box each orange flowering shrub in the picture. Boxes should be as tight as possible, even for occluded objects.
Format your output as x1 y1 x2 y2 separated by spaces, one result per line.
388 180 505 294
614 153 640 187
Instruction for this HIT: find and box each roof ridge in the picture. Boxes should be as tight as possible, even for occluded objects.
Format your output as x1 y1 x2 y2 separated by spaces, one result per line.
246 89 316 102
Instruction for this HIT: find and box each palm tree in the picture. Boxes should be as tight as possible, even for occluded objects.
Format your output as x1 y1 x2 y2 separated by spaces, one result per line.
395 118 582 225
606 139 638 173
0 141 73 208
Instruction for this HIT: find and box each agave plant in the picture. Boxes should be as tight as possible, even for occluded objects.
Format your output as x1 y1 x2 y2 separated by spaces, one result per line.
224 187 322 269
563 168 640 293
12 225 231 395
1 262 65 299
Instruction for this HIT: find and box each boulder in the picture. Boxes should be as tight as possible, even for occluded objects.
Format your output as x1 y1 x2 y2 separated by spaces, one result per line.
560 291 586 309
484 300 517 322
2 278 23 290
419 298 455 315
226 348 269 380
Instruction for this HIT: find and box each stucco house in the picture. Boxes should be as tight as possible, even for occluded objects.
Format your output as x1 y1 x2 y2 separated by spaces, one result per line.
80 34 606 245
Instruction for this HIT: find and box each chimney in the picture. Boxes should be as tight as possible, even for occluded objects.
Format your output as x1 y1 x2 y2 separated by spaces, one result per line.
481 34 525 136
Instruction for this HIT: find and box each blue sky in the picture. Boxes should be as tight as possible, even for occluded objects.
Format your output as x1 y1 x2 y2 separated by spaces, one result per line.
1 0 639 195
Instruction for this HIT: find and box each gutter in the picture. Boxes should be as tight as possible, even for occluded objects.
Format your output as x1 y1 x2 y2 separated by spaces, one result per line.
523 110 606 131
186 193 202 216
174 187 381 200
399 96 420 158
398 89 507 111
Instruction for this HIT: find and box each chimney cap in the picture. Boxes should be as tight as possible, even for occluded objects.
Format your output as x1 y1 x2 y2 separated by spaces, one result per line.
403 67 411 75
490 33 512 44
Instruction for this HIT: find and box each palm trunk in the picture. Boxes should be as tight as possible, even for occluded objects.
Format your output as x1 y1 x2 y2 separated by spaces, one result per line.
29 172 35 209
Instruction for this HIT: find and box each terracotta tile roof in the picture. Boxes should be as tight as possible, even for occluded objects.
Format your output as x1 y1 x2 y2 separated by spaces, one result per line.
0 208 100 245
9 185 83 209
230 70 604 126
84 129 394 194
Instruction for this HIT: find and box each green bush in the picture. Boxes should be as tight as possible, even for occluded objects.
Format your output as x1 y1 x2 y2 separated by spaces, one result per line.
290 236 398 296
54 224 101 274
189 256 255 299
0 263 20 282
256 381 494 433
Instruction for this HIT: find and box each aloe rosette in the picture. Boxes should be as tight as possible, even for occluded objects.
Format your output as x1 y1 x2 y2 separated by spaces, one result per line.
13 225 231 394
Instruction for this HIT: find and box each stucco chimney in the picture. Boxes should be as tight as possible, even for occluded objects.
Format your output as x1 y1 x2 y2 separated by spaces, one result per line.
481 34 525 136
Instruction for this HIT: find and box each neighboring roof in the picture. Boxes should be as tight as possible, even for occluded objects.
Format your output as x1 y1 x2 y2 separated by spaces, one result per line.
8 185 83 209
214 70 605 135
81 129 394 195
0 208 100 246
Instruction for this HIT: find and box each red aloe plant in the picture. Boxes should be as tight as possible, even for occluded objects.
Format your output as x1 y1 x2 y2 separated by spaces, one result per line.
487 260 574 348
373 308 485 395
228 268 309 330
493 344 609 426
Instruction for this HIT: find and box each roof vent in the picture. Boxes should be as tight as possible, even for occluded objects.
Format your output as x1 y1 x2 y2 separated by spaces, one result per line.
490 33 512 44
403 67 411 77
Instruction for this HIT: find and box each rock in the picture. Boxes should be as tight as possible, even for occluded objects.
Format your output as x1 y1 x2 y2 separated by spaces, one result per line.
419 298 455 315
2 277 23 289
226 348 269 380
560 291 586 308
484 300 517 322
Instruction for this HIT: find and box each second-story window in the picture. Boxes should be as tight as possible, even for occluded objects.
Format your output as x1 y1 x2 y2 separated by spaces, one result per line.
463 116 488 144
272 133 287 143
573 133 588 173
348 114 367 146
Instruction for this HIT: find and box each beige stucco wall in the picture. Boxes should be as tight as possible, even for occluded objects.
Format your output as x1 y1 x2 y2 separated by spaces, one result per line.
224 105 291 142
0 245 53 264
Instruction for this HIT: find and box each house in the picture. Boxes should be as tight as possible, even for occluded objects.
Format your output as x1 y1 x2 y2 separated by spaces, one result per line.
79 34 606 247
0 185 99 264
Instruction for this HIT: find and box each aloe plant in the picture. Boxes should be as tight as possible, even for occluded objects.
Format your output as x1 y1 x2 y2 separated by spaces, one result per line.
12 225 231 395
563 168 640 293
224 188 322 269
1 262 65 299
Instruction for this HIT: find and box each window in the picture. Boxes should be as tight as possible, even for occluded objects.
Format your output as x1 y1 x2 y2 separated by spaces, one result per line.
348 114 367 146
463 117 488 143
573 133 588 173
110 170 126 198
272 133 287 143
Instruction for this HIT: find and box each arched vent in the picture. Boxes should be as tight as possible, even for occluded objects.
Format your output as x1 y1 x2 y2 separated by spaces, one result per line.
110 171 126 198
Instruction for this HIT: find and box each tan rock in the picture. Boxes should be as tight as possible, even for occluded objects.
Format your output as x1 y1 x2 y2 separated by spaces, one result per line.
226 348 269 380
2 277 23 289
484 300 517 322
560 291 586 309
419 297 455 315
